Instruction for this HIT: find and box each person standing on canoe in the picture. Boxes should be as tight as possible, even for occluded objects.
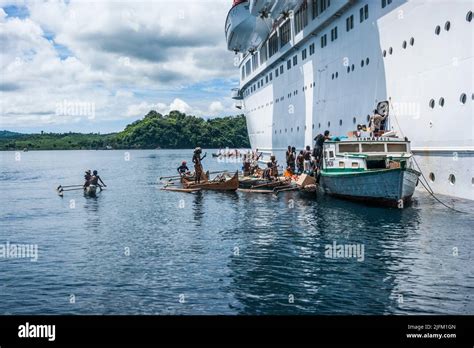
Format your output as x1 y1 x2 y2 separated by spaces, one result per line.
288 147 296 173
90 170 107 190
192 147 207 183
83 170 92 189
177 161 190 176
297 150 304 174
313 130 330 168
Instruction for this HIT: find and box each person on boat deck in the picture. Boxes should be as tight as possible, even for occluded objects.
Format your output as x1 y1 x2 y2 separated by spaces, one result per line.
90 170 107 190
177 161 190 176
288 147 296 173
313 130 330 168
296 150 304 174
192 147 207 183
370 109 388 135
262 162 273 180
242 154 251 176
83 170 92 188
285 146 292 168
270 155 279 178
303 146 312 173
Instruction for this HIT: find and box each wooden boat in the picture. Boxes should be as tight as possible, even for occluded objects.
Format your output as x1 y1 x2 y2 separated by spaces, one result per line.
161 187 201 193
319 137 420 207
84 184 98 196
182 171 239 191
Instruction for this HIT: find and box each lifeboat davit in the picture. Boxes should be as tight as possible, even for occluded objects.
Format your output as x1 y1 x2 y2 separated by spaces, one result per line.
225 0 272 53
268 0 304 20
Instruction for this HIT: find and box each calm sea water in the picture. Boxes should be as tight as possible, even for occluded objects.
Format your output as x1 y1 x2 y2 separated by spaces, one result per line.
0 150 473 315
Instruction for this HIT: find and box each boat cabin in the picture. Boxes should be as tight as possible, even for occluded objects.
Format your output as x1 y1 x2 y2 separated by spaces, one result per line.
322 137 413 172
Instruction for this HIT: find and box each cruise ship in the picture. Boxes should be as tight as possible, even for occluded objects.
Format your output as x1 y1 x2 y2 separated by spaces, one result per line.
225 0 473 200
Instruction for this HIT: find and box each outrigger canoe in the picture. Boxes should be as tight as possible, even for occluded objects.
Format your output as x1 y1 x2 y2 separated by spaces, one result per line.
84 184 98 197
182 171 239 191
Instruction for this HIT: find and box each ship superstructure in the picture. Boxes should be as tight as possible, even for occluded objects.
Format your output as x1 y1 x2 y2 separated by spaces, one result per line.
225 0 473 200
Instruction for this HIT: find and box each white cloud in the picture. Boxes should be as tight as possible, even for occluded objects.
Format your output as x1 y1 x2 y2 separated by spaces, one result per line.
0 0 240 131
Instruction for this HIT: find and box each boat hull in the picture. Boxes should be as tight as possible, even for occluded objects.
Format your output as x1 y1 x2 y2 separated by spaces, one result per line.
183 172 239 191
84 184 98 197
320 168 420 207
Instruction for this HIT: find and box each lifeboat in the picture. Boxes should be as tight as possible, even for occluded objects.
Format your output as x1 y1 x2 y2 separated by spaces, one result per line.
268 0 304 20
225 0 272 53
249 0 274 17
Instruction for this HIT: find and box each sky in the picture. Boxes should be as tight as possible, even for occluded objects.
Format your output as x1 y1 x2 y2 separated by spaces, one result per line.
0 0 240 133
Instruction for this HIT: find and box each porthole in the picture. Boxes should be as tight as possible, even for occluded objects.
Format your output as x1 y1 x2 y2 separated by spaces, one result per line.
285 128 287 133
410 37 415 46
291 128 293 132
279 129 282 134
313 124 315 129
332 73 334 80
367 115 370 122
429 172 435 183
429 99 435 108
366 58 369 65
297 126 299 132
439 97 445 107
444 21 451 31
389 47 393 55
328 121 331 127
347 66 350 73
435 25 441 35
449 174 455 185
339 119 343 126
467 11 473 22
460 93 467 104
383 50 387 57
402 40 407 49
351 64 354 71
353 117 357 124
335 72 338 78
317 123 320 129
361 60 364 67
275 130 277 134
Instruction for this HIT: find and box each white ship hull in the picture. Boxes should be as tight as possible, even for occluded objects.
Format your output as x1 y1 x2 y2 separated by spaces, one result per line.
229 0 473 200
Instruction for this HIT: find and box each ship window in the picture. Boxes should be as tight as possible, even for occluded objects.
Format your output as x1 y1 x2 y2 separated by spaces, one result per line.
305 125 307 130
339 119 342 126
317 123 320 128
328 121 331 127
460 93 467 104
364 4 369 19
297 126 300 132
285 128 287 133
353 117 356 124
429 172 435 182
435 25 441 35
302 48 307 60
321 34 327 48
366 58 369 65
275 68 279 78
309 43 315 55
336 72 338 78
449 174 455 185
389 47 393 54
467 11 473 22
268 33 279 57
347 66 350 73
329 151 335 158
439 97 445 107
361 60 364 67
259 44 268 64
294 1 308 34
444 21 451 31
362 144 385 152
402 40 407 49
275 130 277 134
331 26 338 41
280 65 284 74
339 161 345 168
332 73 334 80
266 76 268 83
387 143 408 152
410 37 415 46
346 15 354 31
280 20 291 46
351 64 354 71
360 7 363 23
252 53 259 70
291 128 293 132
287 59 291 70
367 115 370 122
352 162 360 168
383 50 387 57
270 72 273 81
429 99 435 108
241 66 245 80
339 144 360 153
293 55 298 66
